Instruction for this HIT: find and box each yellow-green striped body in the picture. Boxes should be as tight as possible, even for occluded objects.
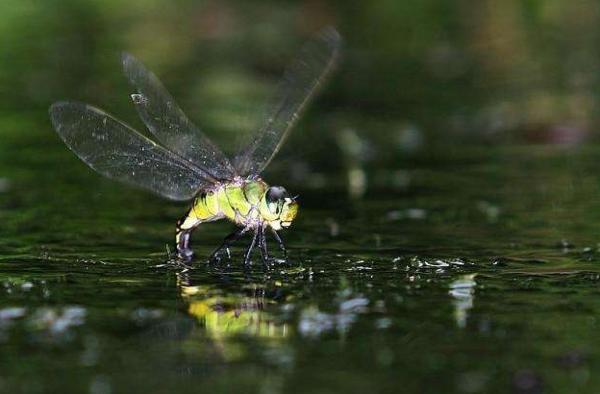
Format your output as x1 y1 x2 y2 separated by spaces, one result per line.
175 178 299 248
178 179 265 230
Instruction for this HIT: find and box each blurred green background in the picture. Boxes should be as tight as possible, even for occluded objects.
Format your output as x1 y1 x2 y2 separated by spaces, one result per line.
3 0 599 177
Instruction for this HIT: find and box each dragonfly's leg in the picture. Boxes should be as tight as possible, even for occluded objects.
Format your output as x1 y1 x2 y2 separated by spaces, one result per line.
175 212 202 262
209 226 249 263
271 229 289 264
258 226 270 267
243 229 259 267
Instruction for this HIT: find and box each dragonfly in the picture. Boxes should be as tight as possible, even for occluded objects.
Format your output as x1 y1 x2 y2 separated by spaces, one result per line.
48 28 341 266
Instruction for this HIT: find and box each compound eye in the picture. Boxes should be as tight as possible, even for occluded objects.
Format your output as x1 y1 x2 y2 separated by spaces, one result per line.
266 186 288 203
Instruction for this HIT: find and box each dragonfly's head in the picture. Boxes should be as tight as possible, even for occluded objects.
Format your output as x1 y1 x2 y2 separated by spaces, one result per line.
260 186 299 230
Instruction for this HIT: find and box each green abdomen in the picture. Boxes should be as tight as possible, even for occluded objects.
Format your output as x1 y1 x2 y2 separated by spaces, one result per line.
190 179 268 224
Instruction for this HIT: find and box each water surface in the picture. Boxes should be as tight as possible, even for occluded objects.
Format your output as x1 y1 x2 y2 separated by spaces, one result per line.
1 126 599 393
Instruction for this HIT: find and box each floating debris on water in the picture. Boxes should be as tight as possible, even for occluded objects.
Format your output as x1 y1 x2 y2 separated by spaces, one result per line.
299 297 370 337
278 266 306 275
345 264 372 272
131 308 164 324
298 307 355 337
0 307 27 327
449 274 477 329
29 306 87 334
386 209 427 221
558 239 574 253
408 257 467 270
298 307 335 337
339 297 369 313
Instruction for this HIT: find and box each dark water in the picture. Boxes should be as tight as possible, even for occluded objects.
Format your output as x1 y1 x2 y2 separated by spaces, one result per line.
2 123 600 394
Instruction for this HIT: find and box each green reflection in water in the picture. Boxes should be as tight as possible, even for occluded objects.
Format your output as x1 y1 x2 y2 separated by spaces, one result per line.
179 271 289 341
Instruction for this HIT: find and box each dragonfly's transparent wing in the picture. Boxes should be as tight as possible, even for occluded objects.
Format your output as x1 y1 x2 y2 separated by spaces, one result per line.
122 53 237 181
49 102 216 201
233 27 341 176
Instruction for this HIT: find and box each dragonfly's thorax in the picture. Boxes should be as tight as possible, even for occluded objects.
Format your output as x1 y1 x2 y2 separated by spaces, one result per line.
190 179 298 230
